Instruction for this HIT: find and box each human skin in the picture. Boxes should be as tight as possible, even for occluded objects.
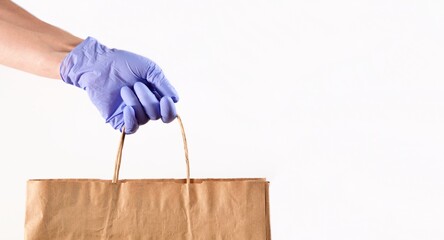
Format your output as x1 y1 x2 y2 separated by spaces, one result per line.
0 0 83 79
0 1 179 131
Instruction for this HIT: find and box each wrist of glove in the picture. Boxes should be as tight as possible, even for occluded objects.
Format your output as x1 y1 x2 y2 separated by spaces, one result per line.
59 37 178 134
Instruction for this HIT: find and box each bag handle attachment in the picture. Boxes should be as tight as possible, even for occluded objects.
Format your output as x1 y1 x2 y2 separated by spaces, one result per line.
112 115 190 184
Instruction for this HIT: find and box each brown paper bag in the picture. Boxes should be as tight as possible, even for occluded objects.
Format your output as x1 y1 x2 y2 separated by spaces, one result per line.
25 117 271 240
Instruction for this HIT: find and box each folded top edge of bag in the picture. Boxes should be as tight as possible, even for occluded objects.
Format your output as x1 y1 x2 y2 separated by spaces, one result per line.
27 178 268 183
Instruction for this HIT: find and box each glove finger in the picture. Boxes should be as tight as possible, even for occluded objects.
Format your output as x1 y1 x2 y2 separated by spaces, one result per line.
134 82 161 120
160 97 177 123
123 105 139 134
146 65 179 103
120 86 149 125
156 79 179 103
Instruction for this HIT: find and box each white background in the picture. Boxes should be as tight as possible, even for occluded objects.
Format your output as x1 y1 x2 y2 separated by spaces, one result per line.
1 0 444 239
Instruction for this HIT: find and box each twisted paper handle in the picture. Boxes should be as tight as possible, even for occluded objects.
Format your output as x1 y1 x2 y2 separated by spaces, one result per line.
112 115 190 184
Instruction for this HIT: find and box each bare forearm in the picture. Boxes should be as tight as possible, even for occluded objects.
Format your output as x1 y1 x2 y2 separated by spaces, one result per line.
0 1 82 79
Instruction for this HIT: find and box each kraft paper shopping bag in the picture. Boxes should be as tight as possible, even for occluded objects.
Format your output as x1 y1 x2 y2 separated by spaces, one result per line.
25 116 271 239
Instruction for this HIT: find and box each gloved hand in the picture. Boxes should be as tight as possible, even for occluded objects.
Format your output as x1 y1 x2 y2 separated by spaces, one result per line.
60 37 178 134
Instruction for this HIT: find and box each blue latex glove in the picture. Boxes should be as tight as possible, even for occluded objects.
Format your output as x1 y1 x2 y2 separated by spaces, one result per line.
60 37 178 134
